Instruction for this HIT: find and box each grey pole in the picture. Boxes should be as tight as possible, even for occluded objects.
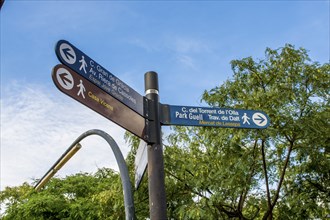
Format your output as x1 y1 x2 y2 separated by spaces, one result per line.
144 71 167 219
34 129 135 220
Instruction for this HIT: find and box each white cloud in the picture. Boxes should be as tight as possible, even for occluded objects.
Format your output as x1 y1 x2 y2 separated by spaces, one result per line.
175 54 197 70
172 37 211 54
0 82 130 190
128 38 159 53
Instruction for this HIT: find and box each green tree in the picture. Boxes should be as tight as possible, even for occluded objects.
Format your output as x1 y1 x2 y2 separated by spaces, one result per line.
1 168 126 220
164 44 329 219
1 45 329 219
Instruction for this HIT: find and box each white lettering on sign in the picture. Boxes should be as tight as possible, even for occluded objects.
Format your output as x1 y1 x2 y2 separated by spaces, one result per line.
173 107 245 124
109 75 115 83
218 109 225 114
199 108 216 114
86 63 139 106
168 105 269 129
225 110 239 115
116 79 130 93
208 115 220 120
89 68 97 76
189 113 203 120
189 108 198 113
229 116 240 121
97 65 109 78
175 111 187 119
118 87 137 104
88 74 101 87
99 73 112 87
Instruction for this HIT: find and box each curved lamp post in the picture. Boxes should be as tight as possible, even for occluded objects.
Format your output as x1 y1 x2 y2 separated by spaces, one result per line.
34 129 135 220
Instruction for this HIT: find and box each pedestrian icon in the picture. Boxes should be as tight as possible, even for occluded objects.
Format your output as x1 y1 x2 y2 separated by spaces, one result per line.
77 80 86 99
242 113 250 125
79 56 88 74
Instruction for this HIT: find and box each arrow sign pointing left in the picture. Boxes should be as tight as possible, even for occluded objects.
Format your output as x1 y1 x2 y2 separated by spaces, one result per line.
59 42 76 64
56 67 74 90
55 40 145 117
62 48 75 61
52 64 146 140
59 72 73 86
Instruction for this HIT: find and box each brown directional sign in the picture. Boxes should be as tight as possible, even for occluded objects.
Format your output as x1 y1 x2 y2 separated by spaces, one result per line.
52 64 146 139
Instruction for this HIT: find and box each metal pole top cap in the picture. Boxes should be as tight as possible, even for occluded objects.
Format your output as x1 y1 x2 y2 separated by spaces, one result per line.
144 71 159 91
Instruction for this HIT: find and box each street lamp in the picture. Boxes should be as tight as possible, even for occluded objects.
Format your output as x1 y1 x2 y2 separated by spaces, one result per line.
34 143 82 191
54 143 82 171
34 129 135 220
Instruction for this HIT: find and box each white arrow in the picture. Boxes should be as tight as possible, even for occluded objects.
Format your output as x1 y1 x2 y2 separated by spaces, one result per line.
252 113 268 127
56 68 74 90
59 43 76 64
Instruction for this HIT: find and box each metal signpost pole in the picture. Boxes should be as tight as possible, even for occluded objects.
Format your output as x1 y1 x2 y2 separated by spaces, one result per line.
144 71 167 219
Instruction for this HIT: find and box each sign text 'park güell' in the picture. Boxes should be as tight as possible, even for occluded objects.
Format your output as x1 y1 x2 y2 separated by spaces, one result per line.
161 105 270 129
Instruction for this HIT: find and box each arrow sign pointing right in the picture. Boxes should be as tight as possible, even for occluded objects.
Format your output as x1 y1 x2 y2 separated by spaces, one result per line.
252 113 268 127
254 115 265 124
161 104 270 129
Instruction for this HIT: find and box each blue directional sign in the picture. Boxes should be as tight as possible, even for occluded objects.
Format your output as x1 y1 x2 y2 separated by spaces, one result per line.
55 40 145 117
161 105 270 129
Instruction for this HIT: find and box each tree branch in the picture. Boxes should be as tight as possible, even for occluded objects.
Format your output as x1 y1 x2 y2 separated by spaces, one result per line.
262 140 294 220
238 139 258 213
272 141 293 207
261 139 272 213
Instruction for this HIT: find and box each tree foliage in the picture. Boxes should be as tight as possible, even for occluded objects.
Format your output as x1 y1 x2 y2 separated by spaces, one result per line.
1 169 126 220
1 45 329 219
164 44 329 219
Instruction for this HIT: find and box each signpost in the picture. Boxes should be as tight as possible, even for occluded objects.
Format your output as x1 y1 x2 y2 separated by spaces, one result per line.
55 40 145 117
52 64 146 140
52 39 271 220
161 104 270 129
134 140 148 189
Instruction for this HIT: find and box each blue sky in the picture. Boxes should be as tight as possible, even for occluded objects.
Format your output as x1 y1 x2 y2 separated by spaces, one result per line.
1 1 329 190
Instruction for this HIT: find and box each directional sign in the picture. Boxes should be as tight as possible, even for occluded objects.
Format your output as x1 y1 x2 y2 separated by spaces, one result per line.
161 104 270 129
134 140 148 189
55 40 145 117
52 64 146 139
